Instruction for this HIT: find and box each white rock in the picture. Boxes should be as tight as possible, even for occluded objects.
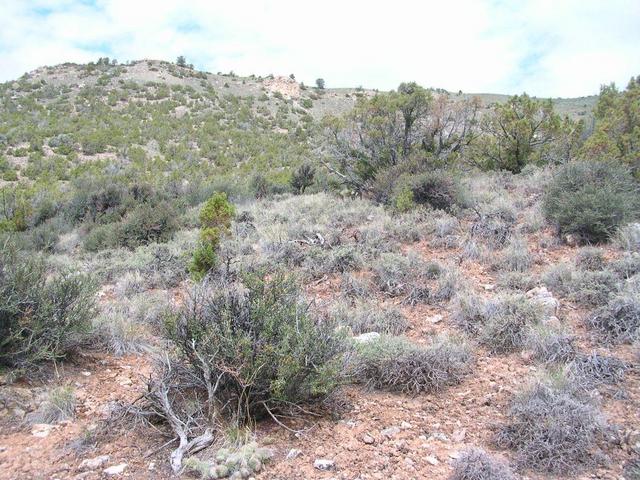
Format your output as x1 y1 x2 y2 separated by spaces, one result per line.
425 455 439 466
381 426 401 438
526 286 560 316
104 463 127 475
286 449 302 460
427 314 443 324
353 332 380 344
31 424 54 438
400 421 413 429
79 455 110 471
313 459 335 471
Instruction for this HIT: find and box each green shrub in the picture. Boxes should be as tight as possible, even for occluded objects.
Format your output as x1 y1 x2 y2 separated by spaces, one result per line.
190 193 235 280
330 299 408 335
116 202 179 249
290 164 315 194
163 272 345 420
542 160 640 243
0 245 96 370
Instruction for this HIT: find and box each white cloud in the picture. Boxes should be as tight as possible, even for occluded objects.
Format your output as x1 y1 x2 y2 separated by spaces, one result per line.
0 0 638 96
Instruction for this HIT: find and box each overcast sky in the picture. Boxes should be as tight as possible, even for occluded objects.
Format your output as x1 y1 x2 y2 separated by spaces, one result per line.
1 0 638 97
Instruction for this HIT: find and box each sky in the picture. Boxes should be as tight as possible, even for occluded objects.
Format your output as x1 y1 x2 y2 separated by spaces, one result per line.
0 0 638 97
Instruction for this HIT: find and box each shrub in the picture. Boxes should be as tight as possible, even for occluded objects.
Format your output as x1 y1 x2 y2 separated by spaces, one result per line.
348 334 473 394
614 223 640 252
371 252 432 302
0 245 96 370
497 377 608 474
480 294 544 353
163 272 345 419
566 352 627 391
527 325 576 364
587 278 640 343
449 448 516 480
494 236 531 272
575 247 606 271
290 164 316 194
116 201 179 249
542 160 639 243
454 293 543 353
30 386 76 424
340 273 372 299
543 263 620 307
330 299 408 335
409 171 465 212
190 193 235 280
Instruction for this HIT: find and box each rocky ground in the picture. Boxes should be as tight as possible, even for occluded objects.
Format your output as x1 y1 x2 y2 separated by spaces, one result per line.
1 227 638 480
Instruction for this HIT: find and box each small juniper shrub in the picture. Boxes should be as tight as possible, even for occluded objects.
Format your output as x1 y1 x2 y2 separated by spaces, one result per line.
497 374 609 474
190 192 235 280
0 244 96 370
449 447 517 480
348 334 473 394
542 160 640 244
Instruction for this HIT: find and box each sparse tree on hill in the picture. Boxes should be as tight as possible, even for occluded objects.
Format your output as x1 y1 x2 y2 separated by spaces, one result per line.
176 55 187 67
315 78 325 89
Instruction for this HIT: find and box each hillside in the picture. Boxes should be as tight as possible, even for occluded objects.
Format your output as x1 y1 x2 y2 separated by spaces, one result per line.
0 60 638 480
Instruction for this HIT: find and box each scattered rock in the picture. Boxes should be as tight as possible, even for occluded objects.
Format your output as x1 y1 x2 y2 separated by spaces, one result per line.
31 423 54 438
452 429 466 442
400 421 412 429
449 451 461 460
313 459 335 471
481 283 495 291
353 332 381 344
361 433 375 445
79 455 110 471
526 286 559 316
425 455 439 466
429 432 449 442
427 314 443 324
104 463 127 475
286 449 302 460
381 426 401 439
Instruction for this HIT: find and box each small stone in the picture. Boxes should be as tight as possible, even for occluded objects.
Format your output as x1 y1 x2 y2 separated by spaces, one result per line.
452 429 466 442
79 455 110 471
481 283 495 291
427 314 443 324
361 433 375 445
449 452 461 460
429 432 449 442
286 449 302 460
148 462 156 471
313 459 335 471
381 426 401 439
31 423 54 438
81 371 91 377
425 455 439 466
104 463 127 475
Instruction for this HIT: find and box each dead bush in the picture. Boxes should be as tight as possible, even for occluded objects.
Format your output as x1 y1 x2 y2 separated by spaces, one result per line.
449 447 517 480
497 377 609 474
348 335 473 394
